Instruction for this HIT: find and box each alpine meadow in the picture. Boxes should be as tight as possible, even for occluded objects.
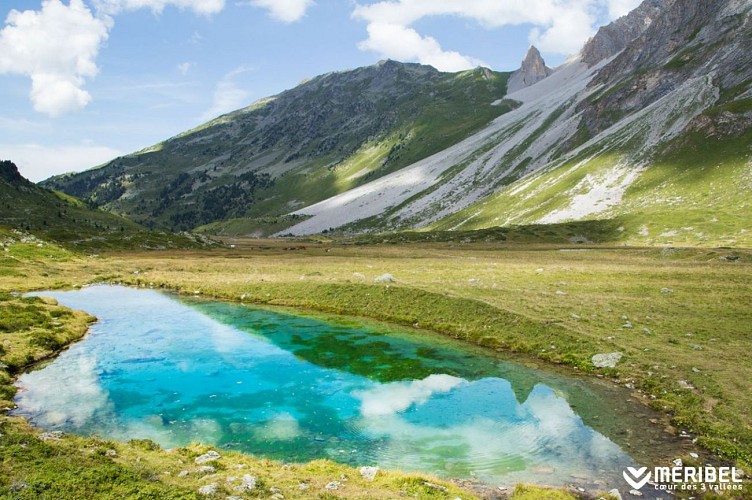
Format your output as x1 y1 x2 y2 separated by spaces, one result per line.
1 0 751 499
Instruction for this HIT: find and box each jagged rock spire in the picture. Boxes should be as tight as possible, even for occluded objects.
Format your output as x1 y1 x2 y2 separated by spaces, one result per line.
506 45 553 94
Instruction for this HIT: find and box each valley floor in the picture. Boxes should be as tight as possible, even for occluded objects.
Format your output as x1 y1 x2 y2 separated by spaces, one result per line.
1 235 751 498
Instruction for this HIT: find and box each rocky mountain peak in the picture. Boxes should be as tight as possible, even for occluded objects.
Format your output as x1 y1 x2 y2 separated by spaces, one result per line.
0 160 27 185
581 0 668 66
506 45 553 93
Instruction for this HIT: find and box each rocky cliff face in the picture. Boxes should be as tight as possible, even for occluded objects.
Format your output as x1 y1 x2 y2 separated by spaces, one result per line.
506 46 553 93
577 0 752 140
581 0 667 66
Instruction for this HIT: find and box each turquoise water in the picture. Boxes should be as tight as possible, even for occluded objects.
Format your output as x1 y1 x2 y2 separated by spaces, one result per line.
16 285 645 488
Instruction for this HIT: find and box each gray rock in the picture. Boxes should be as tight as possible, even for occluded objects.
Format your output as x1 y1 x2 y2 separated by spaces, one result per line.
592 352 623 368
178 470 189 477
507 46 553 93
581 0 665 66
198 482 218 496
374 273 396 283
237 474 256 492
608 488 623 500
197 466 216 474
39 431 63 442
325 481 341 490
359 466 379 481
195 450 221 464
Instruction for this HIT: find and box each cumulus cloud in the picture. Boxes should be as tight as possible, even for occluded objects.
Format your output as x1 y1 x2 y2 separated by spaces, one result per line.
352 0 638 71
0 0 111 117
200 66 253 121
242 0 315 23
353 374 465 417
359 23 485 72
0 0 226 117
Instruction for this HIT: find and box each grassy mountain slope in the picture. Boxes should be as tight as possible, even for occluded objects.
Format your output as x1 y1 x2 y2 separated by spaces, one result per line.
280 0 751 245
0 160 208 251
44 62 512 234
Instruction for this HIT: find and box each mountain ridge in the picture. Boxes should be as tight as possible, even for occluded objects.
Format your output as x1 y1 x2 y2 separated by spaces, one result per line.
42 0 752 246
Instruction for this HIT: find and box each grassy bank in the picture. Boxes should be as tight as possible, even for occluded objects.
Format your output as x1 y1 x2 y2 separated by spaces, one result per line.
1 233 751 497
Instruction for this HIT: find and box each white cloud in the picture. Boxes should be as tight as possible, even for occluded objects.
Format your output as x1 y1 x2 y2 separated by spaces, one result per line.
0 0 111 117
0 0 226 117
200 66 253 121
177 61 194 75
359 23 485 72
353 374 465 417
1 142 124 182
242 0 315 23
606 0 643 18
93 0 225 16
352 0 637 71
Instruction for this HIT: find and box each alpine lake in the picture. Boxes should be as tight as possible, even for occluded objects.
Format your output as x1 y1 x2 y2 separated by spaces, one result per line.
14 285 685 493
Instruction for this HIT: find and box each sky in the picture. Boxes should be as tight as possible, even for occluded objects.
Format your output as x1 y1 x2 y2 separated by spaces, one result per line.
0 0 642 182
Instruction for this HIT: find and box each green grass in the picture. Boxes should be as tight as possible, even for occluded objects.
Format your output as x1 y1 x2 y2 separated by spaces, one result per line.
2 236 752 497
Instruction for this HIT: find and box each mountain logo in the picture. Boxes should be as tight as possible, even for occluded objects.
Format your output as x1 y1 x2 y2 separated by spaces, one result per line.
623 467 651 490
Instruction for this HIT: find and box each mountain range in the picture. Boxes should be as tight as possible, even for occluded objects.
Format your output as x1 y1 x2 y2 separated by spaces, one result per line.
43 0 752 247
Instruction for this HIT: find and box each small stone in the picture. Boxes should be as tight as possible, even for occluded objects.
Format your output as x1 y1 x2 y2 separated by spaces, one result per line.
178 470 189 477
352 272 366 280
105 449 117 457
628 489 643 497
325 481 341 490
660 288 673 294
692 367 700 373
270 494 284 500
198 483 218 496
235 474 256 492
555 290 567 296
689 453 699 459
374 273 396 283
642 327 652 334
608 489 623 500
622 321 633 329
359 466 379 481
422 482 449 492
571 314 581 320
39 431 63 442
592 352 623 368
195 450 221 464
299 483 309 490
197 466 216 474
673 458 683 467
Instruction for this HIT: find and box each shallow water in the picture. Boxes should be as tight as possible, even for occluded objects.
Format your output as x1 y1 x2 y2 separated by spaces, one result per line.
15 285 670 490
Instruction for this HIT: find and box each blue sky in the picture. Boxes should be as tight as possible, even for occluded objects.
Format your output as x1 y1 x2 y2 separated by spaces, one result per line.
0 0 641 181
